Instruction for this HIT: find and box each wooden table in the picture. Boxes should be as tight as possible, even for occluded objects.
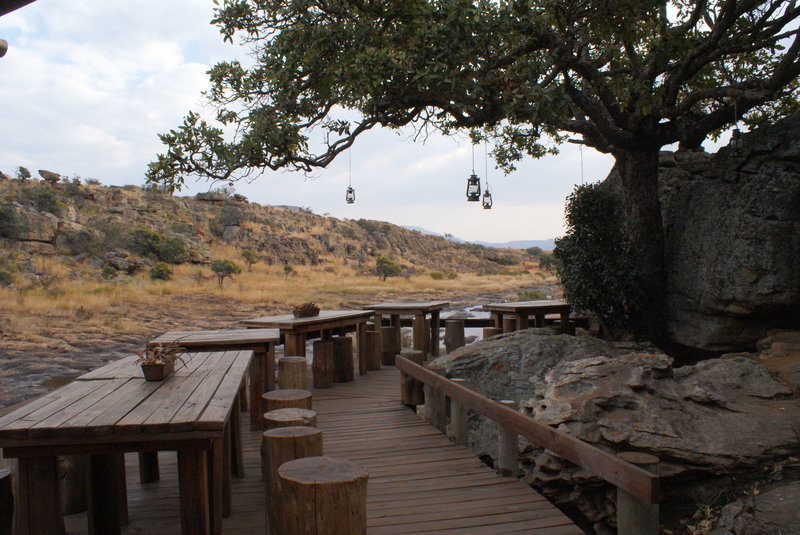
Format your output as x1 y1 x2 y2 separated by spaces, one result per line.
0 350 252 535
149 329 280 429
240 310 374 358
482 300 572 333
363 301 449 357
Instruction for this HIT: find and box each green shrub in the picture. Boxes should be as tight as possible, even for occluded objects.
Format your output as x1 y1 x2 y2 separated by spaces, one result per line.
538 253 556 271
446 272 458 280
15 166 31 180
430 271 444 280
498 254 519 266
149 261 172 280
375 256 401 280
241 249 258 271
554 183 646 331
18 185 65 215
516 289 547 301
0 205 21 238
526 246 544 257
211 259 242 287
0 251 20 287
100 264 118 280
157 236 188 263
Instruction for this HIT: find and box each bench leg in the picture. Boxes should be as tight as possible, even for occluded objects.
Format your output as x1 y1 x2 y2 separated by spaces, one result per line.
178 448 210 535
15 456 63 535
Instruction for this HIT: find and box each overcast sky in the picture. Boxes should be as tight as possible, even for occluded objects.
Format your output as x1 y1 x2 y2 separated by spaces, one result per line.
1 1 727 243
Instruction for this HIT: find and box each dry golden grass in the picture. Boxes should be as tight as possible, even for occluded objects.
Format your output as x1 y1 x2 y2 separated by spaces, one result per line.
0 249 556 341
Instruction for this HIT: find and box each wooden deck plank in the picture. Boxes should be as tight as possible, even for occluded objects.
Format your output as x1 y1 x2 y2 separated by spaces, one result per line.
61 365 582 534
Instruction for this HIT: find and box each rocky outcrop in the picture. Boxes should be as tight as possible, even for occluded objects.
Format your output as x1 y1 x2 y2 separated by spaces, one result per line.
655 117 800 353
38 170 61 184
435 329 800 534
710 482 800 535
1 202 59 242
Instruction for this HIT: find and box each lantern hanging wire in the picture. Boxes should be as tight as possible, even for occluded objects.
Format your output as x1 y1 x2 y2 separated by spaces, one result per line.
482 140 493 209
466 142 481 202
345 148 355 204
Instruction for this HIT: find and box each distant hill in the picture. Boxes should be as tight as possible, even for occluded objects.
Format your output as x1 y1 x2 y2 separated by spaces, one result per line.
0 179 531 276
474 239 556 251
403 226 555 251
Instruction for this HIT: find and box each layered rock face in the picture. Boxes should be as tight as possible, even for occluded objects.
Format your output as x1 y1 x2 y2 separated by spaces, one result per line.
656 117 800 353
436 329 800 534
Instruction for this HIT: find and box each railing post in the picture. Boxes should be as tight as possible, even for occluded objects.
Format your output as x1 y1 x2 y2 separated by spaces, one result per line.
447 378 468 445
616 452 660 535
497 400 519 477
424 366 447 432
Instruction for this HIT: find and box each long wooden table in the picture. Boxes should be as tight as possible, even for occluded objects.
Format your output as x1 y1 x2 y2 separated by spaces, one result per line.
240 310 374 358
363 301 449 358
149 329 280 429
0 349 252 535
482 300 572 333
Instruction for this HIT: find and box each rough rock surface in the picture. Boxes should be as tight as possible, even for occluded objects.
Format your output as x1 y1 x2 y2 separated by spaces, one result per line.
1 202 59 242
655 116 800 353
710 482 800 535
436 329 800 534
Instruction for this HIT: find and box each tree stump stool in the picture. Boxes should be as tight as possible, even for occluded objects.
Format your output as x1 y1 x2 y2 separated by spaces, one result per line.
261 427 323 535
380 325 400 366
332 336 354 383
312 340 334 388
279 356 308 390
444 319 466 353
262 389 313 416
277 456 369 535
0 469 12 535
399 349 425 407
263 408 317 431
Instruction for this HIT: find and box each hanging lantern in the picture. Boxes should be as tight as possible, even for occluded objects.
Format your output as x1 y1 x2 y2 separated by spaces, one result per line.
345 185 356 204
466 173 481 201
730 128 743 157
482 189 493 209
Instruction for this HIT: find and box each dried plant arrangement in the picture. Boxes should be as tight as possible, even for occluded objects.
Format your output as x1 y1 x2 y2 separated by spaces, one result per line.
292 302 320 318
134 340 188 380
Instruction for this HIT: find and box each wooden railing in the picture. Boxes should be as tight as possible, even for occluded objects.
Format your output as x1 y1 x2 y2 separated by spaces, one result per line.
396 355 660 534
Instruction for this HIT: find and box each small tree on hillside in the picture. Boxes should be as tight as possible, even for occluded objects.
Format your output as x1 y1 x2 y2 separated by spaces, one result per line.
283 263 293 280
241 249 258 271
15 166 30 180
211 259 242 287
375 256 401 281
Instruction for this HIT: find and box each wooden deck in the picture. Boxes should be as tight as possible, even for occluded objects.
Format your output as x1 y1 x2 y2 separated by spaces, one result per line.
64 366 583 534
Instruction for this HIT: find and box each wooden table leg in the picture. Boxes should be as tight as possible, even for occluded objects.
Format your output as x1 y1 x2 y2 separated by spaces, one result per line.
534 313 545 327
222 426 232 519
15 456 63 535
231 397 244 478
88 453 126 535
516 313 530 331
138 451 160 483
285 333 306 358
560 311 572 333
250 347 265 429
178 448 210 535
357 322 368 375
208 440 223 535
266 343 276 392
492 312 503 329
412 313 427 358
430 311 441 356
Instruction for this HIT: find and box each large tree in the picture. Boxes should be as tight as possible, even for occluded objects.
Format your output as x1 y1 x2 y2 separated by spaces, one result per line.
148 0 800 342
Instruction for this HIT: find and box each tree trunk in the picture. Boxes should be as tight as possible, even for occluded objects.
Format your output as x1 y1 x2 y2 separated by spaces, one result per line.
609 148 666 343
